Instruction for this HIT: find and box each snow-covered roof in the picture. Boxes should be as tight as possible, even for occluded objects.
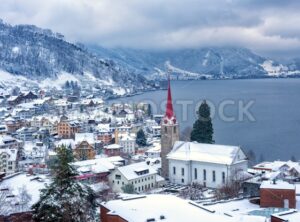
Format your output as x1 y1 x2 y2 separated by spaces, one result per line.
75 133 95 145
72 158 116 174
117 161 157 181
104 144 122 150
0 135 18 146
272 209 299 222
0 149 17 161
260 180 295 190
119 134 135 141
146 143 161 153
102 194 235 222
1 174 51 206
167 141 245 165
254 161 299 171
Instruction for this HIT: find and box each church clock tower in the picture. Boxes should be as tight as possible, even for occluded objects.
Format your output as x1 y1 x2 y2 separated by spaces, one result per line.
161 76 179 179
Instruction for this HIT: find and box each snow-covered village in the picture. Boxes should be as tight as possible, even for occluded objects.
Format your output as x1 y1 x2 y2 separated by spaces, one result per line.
0 76 299 222
1 1 300 222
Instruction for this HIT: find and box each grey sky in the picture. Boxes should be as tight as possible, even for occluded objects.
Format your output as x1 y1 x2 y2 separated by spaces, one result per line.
1 0 300 58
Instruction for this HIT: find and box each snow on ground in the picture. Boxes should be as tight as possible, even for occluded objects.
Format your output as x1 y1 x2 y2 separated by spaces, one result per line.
40 72 80 89
165 61 212 78
1 173 50 206
12 46 20 54
0 70 30 83
202 50 210 66
261 60 288 76
204 198 260 216
0 70 37 92
112 87 126 96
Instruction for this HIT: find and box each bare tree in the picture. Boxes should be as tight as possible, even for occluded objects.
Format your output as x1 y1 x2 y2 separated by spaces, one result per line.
17 186 32 212
180 126 192 141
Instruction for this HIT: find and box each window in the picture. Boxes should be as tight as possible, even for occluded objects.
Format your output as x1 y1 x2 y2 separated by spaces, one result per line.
173 166 176 175
165 127 167 133
212 171 216 182
173 127 176 133
181 168 184 176
181 178 184 183
203 169 206 180
194 168 197 180
115 174 121 179
222 172 226 184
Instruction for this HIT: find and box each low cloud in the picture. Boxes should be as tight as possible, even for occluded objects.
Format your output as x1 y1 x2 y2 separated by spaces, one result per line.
1 0 300 58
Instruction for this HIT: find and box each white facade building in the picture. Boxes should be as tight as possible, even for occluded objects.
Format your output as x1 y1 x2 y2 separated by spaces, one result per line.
109 161 162 193
0 149 18 174
118 134 135 154
168 141 248 188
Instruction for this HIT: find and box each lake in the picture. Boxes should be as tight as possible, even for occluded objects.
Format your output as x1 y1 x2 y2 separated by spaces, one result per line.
111 79 300 161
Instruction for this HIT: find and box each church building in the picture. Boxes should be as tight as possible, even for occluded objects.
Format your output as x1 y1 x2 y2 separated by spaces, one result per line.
167 141 248 188
160 77 248 188
160 76 179 179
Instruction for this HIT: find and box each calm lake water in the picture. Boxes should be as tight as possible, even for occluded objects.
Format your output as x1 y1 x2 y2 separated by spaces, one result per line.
111 79 300 161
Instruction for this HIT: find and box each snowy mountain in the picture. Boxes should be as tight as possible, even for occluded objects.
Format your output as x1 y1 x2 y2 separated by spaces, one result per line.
0 20 154 96
89 46 300 80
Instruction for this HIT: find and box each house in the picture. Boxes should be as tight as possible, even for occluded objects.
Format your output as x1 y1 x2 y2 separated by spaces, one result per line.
22 91 38 102
167 141 248 188
103 144 122 157
71 158 116 184
74 140 96 160
100 194 235 222
15 127 37 141
74 133 96 161
118 134 135 154
7 95 23 106
145 142 161 159
151 125 161 137
260 180 296 209
0 125 7 135
57 118 81 139
108 161 161 193
0 149 18 174
5 117 25 133
97 130 112 145
253 161 298 172
97 125 113 145
0 135 23 150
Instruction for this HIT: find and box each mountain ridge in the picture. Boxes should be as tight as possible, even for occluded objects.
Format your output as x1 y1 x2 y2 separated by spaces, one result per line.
0 20 154 96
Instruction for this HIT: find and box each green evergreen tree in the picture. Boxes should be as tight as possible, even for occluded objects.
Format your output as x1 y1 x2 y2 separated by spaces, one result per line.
190 100 214 144
147 104 152 118
246 149 257 167
136 129 147 147
32 145 97 222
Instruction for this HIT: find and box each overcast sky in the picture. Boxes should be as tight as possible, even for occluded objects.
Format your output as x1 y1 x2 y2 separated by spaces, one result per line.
1 0 300 59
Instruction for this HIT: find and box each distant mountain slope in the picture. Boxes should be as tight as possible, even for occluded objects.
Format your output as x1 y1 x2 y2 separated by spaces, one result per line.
89 46 300 78
0 20 153 95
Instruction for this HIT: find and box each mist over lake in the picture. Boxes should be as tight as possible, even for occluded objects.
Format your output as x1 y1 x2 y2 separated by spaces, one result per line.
111 79 300 161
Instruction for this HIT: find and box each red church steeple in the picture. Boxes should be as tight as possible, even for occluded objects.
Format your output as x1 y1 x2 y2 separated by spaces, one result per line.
163 75 176 125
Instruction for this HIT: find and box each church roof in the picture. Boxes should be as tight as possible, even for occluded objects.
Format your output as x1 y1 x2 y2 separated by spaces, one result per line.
165 77 174 119
167 141 245 165
162 76 176 125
